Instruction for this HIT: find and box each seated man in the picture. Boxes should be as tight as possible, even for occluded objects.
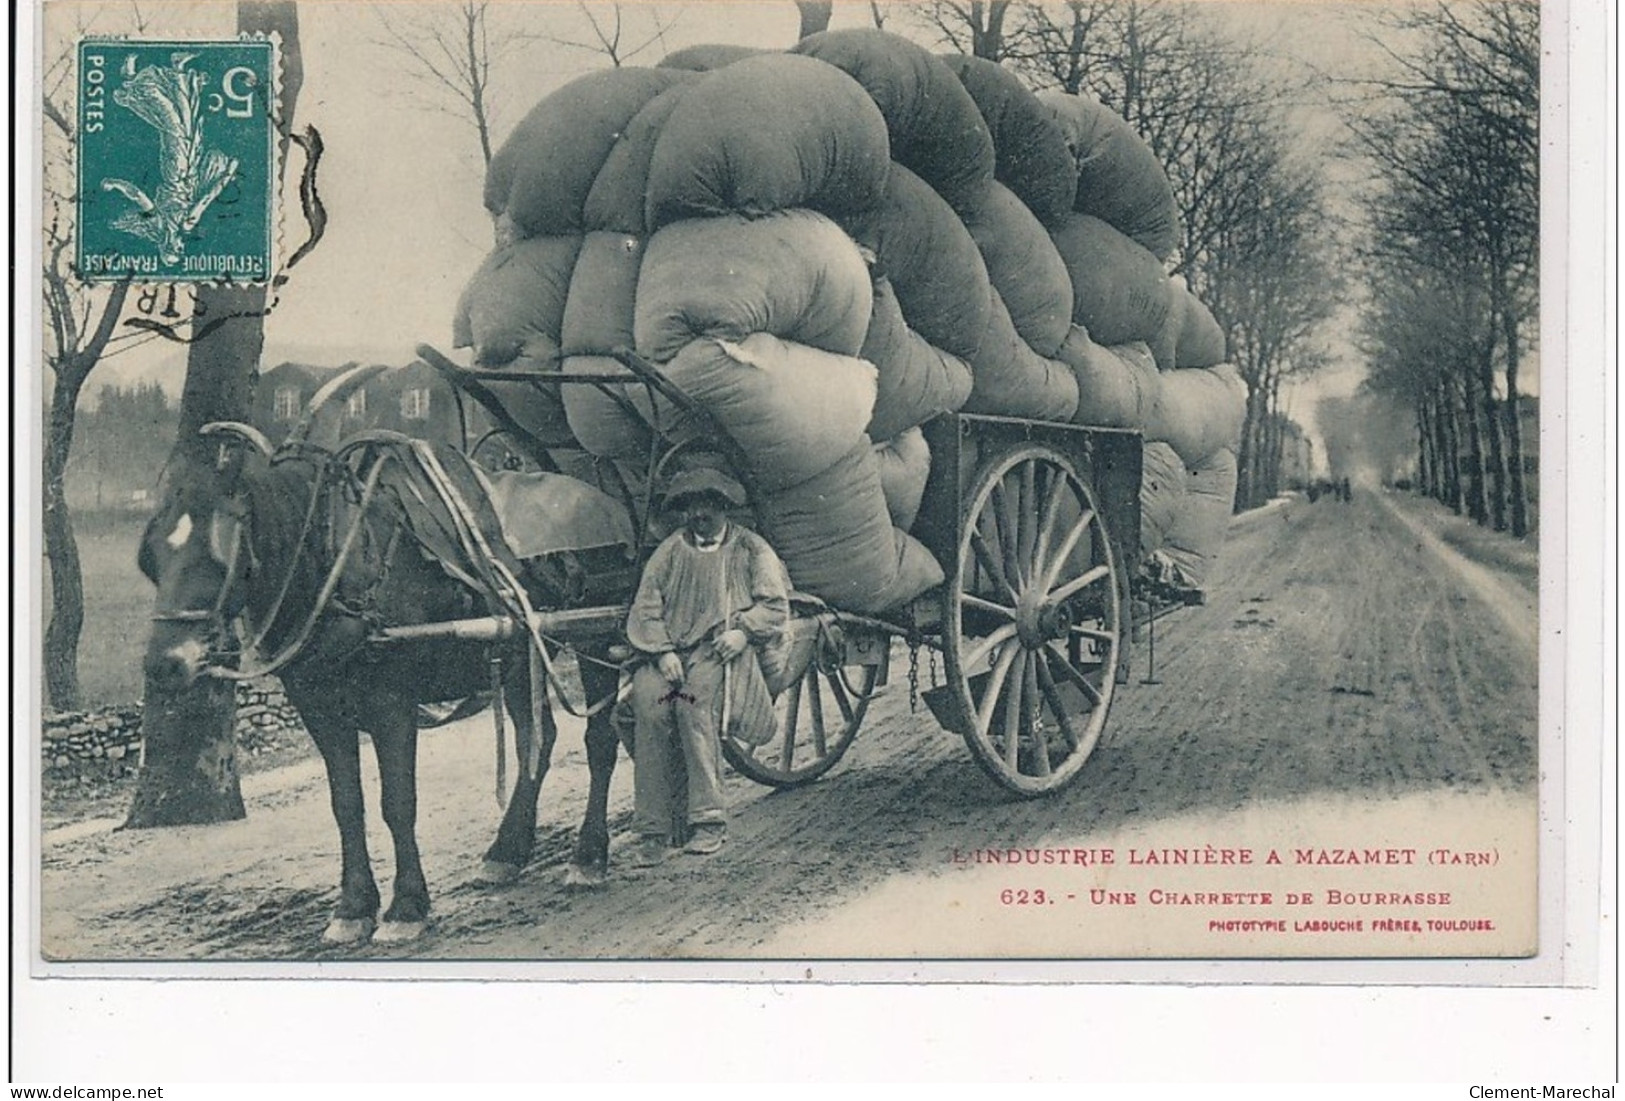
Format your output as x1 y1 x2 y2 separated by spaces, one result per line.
624 469 789 865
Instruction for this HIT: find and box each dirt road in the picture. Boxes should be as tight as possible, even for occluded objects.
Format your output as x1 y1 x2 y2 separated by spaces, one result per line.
39 488 1539 962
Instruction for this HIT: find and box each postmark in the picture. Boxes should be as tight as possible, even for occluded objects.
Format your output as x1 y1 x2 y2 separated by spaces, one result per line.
76 37 279 283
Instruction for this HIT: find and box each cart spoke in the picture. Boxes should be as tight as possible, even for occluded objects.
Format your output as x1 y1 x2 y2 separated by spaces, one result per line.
1040 508 1096 592
825 669 855 725
969 529 1018 604
1072 625 1117 644
1031 467 1072 572
808 673 827 757
1023 655 1051 776
1048 563 1111 605
1017 460 1038 581
974 642 1021 741
1002 649 1026 772
963 622 1019 673
991 481 1024 590
1034 650 1080 751
962 593 1017 620
1045 642 1104 705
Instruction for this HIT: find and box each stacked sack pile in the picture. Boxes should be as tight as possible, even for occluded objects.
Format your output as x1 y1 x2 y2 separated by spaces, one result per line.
453 30 1246 612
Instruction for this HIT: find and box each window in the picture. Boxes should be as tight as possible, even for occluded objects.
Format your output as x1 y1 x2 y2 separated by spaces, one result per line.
273 387 298 421
401 387 431 420
345 388 366 419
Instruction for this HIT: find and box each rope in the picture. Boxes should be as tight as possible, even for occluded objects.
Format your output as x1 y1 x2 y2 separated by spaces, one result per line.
408 441 617 721
207 453 391 682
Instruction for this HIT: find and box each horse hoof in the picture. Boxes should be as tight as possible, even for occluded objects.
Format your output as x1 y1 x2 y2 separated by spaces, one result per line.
563 863 606 890
322 917 375 945
372 920 426 944
475 860 522 886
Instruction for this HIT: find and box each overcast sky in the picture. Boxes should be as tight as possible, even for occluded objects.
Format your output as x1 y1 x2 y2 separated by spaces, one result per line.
45 0 1433 442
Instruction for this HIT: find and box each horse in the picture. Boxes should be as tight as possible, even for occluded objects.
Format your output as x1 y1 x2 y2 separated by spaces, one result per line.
138 367 626 945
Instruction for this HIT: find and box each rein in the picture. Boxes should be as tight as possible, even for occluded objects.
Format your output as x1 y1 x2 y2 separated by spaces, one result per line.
154 446 391 682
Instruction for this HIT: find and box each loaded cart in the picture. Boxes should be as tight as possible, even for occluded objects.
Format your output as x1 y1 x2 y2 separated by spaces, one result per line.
412 342 1155 799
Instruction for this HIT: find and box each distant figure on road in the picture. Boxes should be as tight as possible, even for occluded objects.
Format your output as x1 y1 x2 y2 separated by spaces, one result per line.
623 469 789 867
1339 477 1352 503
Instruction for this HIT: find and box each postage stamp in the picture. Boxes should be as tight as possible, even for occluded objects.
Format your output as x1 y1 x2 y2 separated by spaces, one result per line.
76 37 278 283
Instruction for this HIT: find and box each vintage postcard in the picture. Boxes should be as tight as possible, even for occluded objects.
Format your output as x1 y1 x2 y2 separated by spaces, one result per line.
20 0 1597 1000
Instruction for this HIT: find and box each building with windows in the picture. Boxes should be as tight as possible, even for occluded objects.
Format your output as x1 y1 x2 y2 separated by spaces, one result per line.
254 360 465 448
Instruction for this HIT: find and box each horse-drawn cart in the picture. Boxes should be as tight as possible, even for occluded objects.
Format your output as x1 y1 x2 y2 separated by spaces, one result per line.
412 343 1152 799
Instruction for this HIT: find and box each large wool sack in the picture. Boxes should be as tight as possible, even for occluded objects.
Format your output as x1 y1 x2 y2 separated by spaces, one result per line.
963 287 1079 420
1058 327 1156 429
645 54 891 229
792 30 994 216
558 232 654 460
1149 286 1181 372
472 348 578 450
453 235 582 366
634 210 872 364
1051 213 1175 347
873 427 930 531
487 68 692 238
658 43 768 71
656 335 877 493
1138 441 1187 554
939 55 1076 227
1036 90 1180 261
842 163 990 361
1175 286 1226 368
860 275 974 440
583 84 693 236
1146 363 1246 467
1163 447 1237 588
964 182 1073 356
760 438 943 614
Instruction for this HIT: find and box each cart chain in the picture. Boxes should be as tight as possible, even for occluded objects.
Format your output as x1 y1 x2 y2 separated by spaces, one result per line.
907 638 921 714
928 645 939 688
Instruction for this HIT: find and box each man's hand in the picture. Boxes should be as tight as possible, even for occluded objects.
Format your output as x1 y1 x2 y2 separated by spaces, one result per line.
657 651 684 685
712 628 749 662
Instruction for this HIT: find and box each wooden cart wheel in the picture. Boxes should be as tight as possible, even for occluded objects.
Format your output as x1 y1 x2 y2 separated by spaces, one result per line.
943 443 1123 796
722 644 879 789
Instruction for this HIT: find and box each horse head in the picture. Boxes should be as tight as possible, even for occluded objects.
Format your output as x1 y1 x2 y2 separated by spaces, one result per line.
139 364 391 691
139 423 267 691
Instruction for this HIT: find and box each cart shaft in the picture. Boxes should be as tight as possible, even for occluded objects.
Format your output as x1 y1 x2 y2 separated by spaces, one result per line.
373 605 629 644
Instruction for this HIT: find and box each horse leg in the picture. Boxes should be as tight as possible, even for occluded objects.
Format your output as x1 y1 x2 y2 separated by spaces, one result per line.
478 658 557 885
298 698 380 945
565 657 622 889
370 700 430 944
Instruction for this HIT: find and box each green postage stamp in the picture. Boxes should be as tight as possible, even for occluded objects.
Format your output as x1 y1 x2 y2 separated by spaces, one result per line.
76 38 278 283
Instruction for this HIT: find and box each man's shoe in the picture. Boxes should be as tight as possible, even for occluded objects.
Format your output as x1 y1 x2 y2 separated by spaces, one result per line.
627 835 669 868
684 823 727 855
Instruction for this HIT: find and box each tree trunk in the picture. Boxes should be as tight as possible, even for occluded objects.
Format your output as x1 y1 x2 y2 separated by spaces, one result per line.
126 0 302 830
1415 400 1433 498
1500 304 1529 537
1438 384 1462 513
41 275 131 711
43 368 86 710
1459 367 1487 525
971 1 1010 60
1477 340 1508 532
122 675 246 826
795 0 832 38
1235 382 1266 510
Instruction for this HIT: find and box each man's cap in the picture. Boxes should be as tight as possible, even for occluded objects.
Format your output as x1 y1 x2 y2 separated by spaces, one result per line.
660 467 747 509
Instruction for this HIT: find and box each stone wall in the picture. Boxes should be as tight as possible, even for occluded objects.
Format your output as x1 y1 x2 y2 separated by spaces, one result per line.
42 679 308 777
